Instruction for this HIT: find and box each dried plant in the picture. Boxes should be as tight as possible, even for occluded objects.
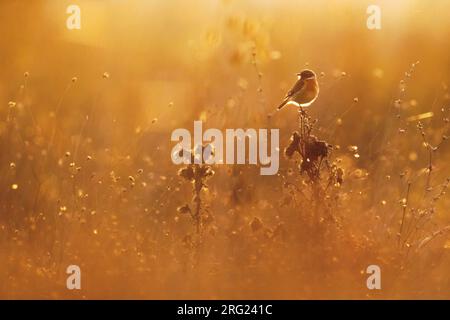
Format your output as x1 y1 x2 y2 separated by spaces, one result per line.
177 144 215 237
281 108 347 242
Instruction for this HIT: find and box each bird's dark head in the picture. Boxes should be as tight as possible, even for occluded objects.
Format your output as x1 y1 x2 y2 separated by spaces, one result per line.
297 69 316 79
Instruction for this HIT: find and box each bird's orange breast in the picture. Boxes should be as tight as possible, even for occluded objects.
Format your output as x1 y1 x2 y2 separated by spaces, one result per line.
304 78 319 97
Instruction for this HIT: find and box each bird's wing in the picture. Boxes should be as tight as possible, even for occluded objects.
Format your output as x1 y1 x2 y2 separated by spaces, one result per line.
284 78 304 99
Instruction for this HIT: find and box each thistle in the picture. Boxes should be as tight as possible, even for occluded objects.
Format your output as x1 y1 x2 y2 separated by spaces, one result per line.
177 144 215 235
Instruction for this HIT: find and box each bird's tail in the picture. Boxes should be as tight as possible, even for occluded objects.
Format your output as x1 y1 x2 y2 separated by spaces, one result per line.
277 99 288 110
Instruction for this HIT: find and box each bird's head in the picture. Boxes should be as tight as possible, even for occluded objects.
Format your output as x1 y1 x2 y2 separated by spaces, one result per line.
297 69 316 80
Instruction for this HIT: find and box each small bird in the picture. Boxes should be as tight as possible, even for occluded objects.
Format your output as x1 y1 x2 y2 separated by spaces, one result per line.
277 69 319 110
